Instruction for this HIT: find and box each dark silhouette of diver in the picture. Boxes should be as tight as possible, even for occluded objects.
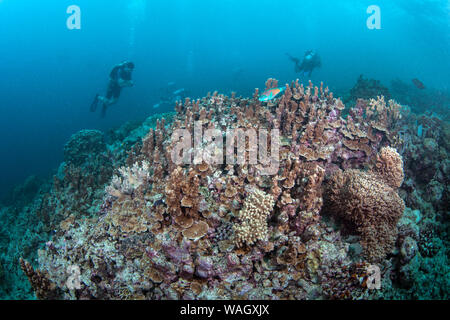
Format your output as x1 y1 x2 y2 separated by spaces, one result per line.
286 50 321 77
90 61 135 117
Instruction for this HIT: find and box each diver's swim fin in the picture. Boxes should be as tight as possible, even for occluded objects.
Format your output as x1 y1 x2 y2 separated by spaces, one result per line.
300 70 311 77
90 94 99 112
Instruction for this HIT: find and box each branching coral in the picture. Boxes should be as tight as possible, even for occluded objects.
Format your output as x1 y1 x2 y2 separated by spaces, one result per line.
234 188 275 247
106 161 150 198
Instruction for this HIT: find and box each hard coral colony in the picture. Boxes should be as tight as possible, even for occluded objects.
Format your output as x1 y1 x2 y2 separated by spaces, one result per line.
16 78 449 300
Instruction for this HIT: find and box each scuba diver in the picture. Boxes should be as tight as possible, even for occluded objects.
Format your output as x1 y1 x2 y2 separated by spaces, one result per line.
90 61 135 117
286 50 321 77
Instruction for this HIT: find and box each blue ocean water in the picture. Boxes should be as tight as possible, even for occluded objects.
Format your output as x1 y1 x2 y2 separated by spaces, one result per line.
0 0 448 198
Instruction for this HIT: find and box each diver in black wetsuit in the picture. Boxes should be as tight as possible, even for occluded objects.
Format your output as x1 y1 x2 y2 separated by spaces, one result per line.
286 50 321 77
90 61 135 117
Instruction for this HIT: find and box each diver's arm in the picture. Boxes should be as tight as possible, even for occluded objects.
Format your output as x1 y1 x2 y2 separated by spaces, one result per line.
118 78 134 87
117 65 134 87
118 78 132 87
286 53 300 64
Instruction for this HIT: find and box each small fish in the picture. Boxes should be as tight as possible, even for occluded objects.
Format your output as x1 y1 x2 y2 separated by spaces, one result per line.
258 87 286 102
412 78 425 89
152 103 160 109
173 88 185 95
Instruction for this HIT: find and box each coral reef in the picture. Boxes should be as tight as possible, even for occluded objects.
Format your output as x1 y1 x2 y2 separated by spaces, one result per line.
1 79 448 300
23 79 407 300
63 130 106 166
390 78 450 120
0 175 47 208
0 113 173 299
344 74 391 107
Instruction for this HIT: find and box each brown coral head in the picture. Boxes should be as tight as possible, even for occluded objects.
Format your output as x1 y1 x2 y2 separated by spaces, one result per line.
175 214 194 229
182 221 209 241
282 178 295 189
181 196 194 208
197 162 210 173
325 169 404 262
224 184 238 198
280 192 293 205
147 268 163 283
190 281 204 295
375 146 404 188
